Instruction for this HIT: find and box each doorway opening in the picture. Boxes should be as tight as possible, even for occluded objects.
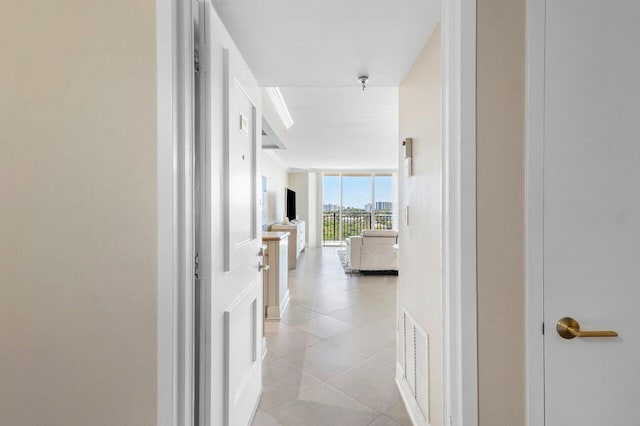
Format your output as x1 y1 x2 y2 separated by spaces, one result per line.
159 2 475 424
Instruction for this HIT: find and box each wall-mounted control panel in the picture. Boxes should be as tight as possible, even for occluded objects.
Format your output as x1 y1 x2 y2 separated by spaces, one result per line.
402 138 413 177
402 137 413 158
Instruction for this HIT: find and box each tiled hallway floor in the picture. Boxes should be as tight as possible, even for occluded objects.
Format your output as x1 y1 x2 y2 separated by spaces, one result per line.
253 247 411 426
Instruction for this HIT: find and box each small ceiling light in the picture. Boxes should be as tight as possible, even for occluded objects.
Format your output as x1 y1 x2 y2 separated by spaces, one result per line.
358 75 369 91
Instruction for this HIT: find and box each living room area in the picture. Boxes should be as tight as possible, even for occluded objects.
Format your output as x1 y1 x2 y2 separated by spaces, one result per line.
256 79 405 425
260 150 403 426
259 83 401 318
262 167 400 275
216 0 441 420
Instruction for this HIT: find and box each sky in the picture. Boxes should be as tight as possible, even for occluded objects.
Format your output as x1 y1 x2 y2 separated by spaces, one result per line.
323 175 393 209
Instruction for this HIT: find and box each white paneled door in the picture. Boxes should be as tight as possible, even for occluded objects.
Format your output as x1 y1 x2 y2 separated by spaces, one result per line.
200 2 263 425
537 1 640 424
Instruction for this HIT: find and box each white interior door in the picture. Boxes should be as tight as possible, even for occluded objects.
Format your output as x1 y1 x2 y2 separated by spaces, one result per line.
200 2 263 425
540 1 640 424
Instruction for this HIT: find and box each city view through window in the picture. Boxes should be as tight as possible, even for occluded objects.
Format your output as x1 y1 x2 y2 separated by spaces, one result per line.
322 173 394 244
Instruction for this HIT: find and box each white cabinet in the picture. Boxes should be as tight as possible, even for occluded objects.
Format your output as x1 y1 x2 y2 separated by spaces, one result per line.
270 220 305 270
262 232 290 320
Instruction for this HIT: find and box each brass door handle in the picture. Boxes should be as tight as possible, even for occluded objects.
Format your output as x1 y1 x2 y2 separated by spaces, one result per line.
556 317 618 339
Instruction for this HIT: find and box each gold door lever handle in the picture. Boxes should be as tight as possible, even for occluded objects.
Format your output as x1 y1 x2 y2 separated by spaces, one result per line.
556 317 618 339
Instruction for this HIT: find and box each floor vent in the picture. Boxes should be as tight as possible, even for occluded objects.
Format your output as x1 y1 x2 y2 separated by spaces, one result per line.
403 309 430 423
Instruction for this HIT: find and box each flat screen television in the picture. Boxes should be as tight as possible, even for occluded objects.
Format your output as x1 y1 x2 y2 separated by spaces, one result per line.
286 188 296 221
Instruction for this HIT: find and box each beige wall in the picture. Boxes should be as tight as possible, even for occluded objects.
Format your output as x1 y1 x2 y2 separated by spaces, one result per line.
0 1 157 425
398 24 442 426
476 0 526 424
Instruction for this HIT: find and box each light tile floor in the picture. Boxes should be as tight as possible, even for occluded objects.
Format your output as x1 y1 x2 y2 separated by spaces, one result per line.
253 247 411 426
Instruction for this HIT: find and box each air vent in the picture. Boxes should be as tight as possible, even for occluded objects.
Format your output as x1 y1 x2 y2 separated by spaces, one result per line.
403 309 429 423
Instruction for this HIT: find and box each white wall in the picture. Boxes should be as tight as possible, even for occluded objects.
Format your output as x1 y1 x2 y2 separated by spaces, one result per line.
397 24 442 426
307 172 319 247
287 171 309 241
261 80 291 229
261 88 289 147
0 1 157 424
262 151 288 226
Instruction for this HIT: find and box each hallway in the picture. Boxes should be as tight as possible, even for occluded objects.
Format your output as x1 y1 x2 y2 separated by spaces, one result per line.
253 247 411 426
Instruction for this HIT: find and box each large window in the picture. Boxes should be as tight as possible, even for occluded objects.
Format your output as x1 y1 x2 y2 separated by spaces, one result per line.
322 172 395 245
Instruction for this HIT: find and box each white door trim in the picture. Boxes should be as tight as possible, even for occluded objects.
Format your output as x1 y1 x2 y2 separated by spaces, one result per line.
157 0 196 425
441 0 478 424
157 0 480 424
525 0 546 424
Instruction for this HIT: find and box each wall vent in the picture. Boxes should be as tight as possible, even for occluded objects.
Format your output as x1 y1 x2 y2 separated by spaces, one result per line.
403 309 430 423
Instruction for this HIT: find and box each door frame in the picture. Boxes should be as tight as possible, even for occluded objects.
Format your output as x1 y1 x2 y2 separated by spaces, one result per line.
156 0 481 424
157 0 197 425
441 0 478 424
524 0 546 424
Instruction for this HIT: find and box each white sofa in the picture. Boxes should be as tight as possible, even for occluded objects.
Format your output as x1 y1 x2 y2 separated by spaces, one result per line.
346 230 398 272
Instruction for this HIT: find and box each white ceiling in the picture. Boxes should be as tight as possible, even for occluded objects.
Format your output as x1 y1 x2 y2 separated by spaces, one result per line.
271 87 399 170
212 0 440 170
212 0 441 87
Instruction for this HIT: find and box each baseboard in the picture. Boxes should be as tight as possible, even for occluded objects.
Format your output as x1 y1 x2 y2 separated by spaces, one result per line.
266 306 280 320
280 290 291 316
395 363 429 426
247 380 262 426
266 291 291 320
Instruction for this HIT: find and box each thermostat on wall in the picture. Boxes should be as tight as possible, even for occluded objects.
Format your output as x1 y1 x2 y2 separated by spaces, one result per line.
402 137 413 158
403 138 413 176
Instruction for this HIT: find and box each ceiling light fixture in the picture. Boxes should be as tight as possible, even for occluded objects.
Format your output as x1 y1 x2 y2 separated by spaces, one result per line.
265 87 294 129
358 75 369 91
